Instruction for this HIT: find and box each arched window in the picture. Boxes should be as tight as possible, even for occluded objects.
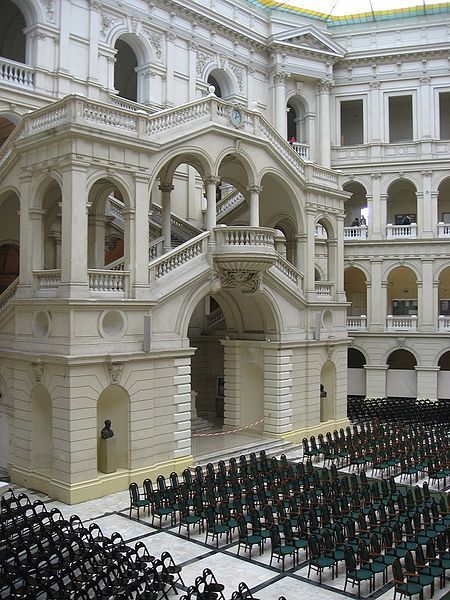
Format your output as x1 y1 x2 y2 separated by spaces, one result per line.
0 0 26 63
114 39 138 102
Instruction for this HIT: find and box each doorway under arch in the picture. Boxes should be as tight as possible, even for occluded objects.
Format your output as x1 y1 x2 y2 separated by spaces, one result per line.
347 348 366 398
0 0 26 64
114 38 138 102
386 349 417 398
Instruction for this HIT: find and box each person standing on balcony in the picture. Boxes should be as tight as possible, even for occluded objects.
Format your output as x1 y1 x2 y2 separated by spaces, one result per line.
360 215 366 226
351 217 359 227
402 215 411 225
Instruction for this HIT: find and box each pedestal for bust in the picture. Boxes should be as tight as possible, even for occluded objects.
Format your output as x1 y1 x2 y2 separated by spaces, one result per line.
98 437 117 474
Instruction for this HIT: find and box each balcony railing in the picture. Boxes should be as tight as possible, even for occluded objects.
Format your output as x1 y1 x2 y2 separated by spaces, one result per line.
34 270 61 291
438 315 450 332
347 315 367 330
0 57 34 89
315 281 333 299
386 223 417 239
88 269 129 294
386 315 417 331
290 142 309 160
344 225 368 240
438 222 450 238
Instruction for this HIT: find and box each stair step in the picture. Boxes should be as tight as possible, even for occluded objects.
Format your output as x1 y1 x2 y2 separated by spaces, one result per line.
192 438 299 469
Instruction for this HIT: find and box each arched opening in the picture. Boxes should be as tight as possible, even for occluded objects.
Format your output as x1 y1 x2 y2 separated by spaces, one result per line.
97 385 129 470
343 181 368 228
0 115 17 148
347 348 366 398
344 267 367 319
41 180 63 270
386 266 418 329
0 0 26 63
0 190 20 292
286 96 310 157
320 360 336 422
437 178 450 227
438 351 450 399
88 181 125 269
114 38 138 102
207 74 222 98
315 219 335 295
438 266 450 329
31 385 53 476
0 244 19 293
386 349 417 398
386 179 417 230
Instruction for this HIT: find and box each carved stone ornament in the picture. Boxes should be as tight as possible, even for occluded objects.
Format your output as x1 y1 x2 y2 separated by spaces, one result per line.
32 362 45 383
247 347 260 364
326 344 335 359
229 63 244 92
144 28 163 60
220 270 261 293
318 79 334 93
108 362 124 384
272 70 289 86
196 50 214 76
397 337 406 347
100 13 119 39
40 0 55 21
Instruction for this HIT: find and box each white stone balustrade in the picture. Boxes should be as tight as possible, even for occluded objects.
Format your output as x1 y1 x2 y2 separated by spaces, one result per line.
347 315 367 330
216 191 245 218
344 225 368 240
149 237 164 260
386 315 417 330
0 278 18 316
386 223 417 239
315 281 333 298
149 232 210 281
438 222 450 238
291 142 309 159
0 58 34 88
88 269 129 294
273 255 304 291
438 315 450 331
34 270 61 291
215 226 275 248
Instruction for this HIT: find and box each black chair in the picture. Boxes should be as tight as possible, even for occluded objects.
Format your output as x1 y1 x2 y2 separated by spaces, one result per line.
236 515 262 559
344 546 373 598
307 534 335 583
129 482 151 520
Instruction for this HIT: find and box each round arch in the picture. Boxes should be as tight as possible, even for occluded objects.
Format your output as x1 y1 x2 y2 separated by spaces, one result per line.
347 347 366 399
343 180 368 227
344 266 367 317
206 68 237 101
386 348 417 399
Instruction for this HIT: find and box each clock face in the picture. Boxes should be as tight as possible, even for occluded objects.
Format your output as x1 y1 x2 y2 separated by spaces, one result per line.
231 108 242 126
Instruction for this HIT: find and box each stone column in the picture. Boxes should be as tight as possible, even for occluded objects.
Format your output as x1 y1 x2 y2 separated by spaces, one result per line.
334 214 346 301
369 81 381 143
16 174 34 297
205 175 220 232
305 208 317 300
131 175 151 297
159 183 174 253
419 76 432 140
87 0 100 95
247 185 262 227
318 79 333 168
263 346 293 436
415 366 439 401
431 190 439 238
380 192 387 239
368 259 384 331
188 42 197 101
272 70 289 138
295 233 307 273
364 365 388 399
87 215 107 268
420 259 435 331
221 340 240 430
60 165 89 297
421 171 433 238
165 33 176 107
370 173 382 239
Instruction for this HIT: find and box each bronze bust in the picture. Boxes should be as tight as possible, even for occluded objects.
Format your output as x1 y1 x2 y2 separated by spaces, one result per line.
101 419 114 439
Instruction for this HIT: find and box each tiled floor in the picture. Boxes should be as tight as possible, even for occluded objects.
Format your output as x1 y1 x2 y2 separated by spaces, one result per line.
5 476 450 600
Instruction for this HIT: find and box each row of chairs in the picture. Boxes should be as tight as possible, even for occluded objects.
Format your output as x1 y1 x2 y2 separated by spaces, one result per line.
348 396 450 427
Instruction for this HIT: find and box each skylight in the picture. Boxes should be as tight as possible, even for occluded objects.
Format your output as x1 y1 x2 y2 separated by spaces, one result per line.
247 0 450 25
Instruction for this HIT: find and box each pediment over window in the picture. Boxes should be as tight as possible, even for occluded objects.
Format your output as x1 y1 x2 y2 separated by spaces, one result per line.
271 26 346 57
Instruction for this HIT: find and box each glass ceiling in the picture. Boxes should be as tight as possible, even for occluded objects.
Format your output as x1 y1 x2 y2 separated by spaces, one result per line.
247 0 450 25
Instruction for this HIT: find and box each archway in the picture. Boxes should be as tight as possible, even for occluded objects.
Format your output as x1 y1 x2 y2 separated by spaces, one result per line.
207 68 235 101
344 267 367 318
386 349 417 398
0 116 17 148
0 189 20 292
438 266 450 328
0 0 26 63
437 178 450 226
347 348 366 398
114 38 138 102
386 266 418 328
31 386 53 476
387 179 417 228
320 360 336 422
97 385 129 470
286 96 310 156
438 351 450 399
343 181 368 228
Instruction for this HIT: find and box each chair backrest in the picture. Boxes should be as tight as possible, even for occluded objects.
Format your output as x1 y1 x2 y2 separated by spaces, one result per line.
129 482 139 501
237 515 248 537
270 524 281 547
404 550 415 574
238 581 254 598
143 478 154 501
344 546 356 570
308 534 321 559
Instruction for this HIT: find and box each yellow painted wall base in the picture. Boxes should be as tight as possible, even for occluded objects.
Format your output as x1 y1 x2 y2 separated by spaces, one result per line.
9 454 193 505
282 417 350 445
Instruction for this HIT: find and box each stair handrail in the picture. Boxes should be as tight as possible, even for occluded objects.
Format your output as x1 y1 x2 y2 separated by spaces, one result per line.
216 190 245 219
151 204 202 240
104 257 125 270
149 231 210 282
272 255 304 290
0 277 19 315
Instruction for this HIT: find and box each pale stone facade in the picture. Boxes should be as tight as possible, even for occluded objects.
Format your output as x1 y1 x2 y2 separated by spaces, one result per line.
0 0 448 502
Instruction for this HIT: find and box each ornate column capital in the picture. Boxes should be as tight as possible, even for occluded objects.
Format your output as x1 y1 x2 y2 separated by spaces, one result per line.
272 70 289 86
317 79 333 93
158 183 174 193
247 185 263 194
204 175 221 186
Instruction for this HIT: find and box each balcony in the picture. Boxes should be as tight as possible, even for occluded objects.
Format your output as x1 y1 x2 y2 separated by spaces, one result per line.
347 315 367 330
0 57 34 89
386 223 417 239
315 281 334 300
290 142 309 160
33 269 130 297
344 225 368 240
386 315 417 331
213 226 277 292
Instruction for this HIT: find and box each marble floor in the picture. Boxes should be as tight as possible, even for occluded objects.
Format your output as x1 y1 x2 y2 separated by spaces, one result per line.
6 475 450 600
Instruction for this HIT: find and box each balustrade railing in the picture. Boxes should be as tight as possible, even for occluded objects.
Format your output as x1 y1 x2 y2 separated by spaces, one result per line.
386 223 417 239
291 142 309 159
149 231 210 281
0 58 34 88
149 236 165 260
34 270 61 291
0 278 18 316
438 222 450 238
88 269 129 293
386 315 417 330
214 226 275 248
315 281 333 298
151 204 202 241
344 225 368 240
104 258 124 271
347 315 367 330
208 307 225 327
438 315 450 332
216 191 245 218
272 255 304 291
